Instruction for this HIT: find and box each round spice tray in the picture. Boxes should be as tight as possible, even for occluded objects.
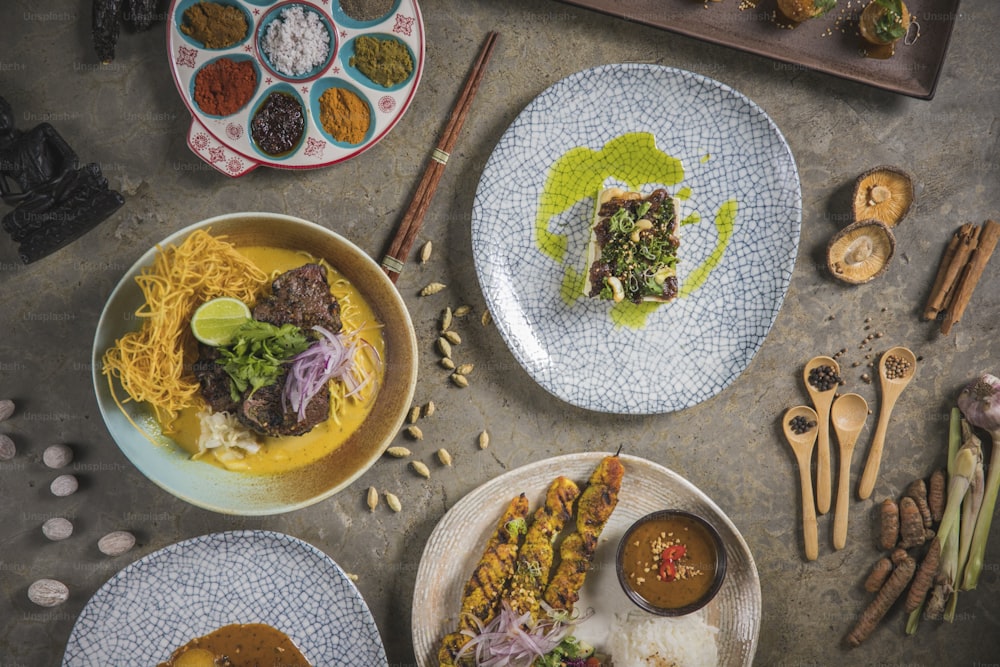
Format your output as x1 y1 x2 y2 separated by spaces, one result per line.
168 0 424 176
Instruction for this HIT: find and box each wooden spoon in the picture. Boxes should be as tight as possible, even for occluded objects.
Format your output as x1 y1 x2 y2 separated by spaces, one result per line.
831 393 868 550
858 346 918 500
803 355 840 515
782 405 820 561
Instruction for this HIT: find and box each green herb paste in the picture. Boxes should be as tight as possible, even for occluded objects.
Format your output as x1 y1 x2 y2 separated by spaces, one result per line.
349 36 413 88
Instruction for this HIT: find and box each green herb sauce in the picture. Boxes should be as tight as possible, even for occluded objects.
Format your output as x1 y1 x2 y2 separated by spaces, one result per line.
537 132 738 328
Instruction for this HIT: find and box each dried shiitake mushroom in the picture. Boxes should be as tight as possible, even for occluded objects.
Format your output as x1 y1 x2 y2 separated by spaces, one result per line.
827 219 896 284
852 166 914 227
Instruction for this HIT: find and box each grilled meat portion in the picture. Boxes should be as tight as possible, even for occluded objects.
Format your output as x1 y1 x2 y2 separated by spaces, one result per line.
542 455 624 612
507 476 581 620
237 374 330 437
252 263 342 334
438 493 530 667
193 344 239 414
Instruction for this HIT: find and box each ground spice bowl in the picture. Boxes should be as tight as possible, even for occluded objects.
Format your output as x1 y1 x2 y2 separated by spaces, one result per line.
616 509 728 616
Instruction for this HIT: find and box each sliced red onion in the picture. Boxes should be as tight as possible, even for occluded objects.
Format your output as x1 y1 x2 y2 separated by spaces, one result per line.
283 325 368 422
457 601 587 667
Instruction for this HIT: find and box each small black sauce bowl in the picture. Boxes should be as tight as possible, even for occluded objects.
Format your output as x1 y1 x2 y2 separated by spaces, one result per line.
616 509 728 616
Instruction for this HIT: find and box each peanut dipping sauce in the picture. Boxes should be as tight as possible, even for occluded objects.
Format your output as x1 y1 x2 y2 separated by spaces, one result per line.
619 512 720 611
158 623 310 666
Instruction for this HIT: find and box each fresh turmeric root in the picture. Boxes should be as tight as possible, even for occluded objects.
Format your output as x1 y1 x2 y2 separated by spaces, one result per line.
846 556 916 647
905 536 941 613
928 468 946 523
897 496 926 549
878 498 900 550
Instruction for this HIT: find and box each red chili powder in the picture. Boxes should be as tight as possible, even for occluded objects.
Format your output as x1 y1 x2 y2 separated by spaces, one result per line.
193 58 257 116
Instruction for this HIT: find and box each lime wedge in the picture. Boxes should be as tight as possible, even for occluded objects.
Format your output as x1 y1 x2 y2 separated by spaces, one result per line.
191 297 252 346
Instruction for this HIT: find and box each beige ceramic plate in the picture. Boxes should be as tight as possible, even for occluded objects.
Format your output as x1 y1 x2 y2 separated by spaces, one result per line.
411 452 761 665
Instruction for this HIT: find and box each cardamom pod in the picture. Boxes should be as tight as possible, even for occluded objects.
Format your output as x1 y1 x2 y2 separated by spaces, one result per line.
478 430 490 450
481 308 492 326
440 307 453 332
411 460 431 478
451 373 469 388
419 282 446 296
437 337 452 358
439 357 456 370
385 492 402 512
453 305 472 318
455 363 474 376
408 405 421 424
423 401 436 417
406 425 424 440
386 446 411 458
419 241 433 263
367 486 378 512
443 330 462 345
437 448 453 466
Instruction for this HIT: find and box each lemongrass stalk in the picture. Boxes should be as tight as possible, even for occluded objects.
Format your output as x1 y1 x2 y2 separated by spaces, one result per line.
940 414 973 623
957 375 1000 591
957 426 984 589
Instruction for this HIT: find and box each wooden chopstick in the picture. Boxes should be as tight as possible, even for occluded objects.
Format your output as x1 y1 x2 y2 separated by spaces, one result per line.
380 31 499 283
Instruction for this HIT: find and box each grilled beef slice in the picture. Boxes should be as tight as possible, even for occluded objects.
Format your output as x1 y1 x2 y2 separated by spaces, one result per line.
252 263 342 334
237 375 331 437
193 344 239 414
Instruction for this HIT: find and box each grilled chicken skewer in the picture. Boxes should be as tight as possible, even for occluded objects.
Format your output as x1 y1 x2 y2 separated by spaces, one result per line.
507 476 581 621
543 455 624 612
438 493 530 666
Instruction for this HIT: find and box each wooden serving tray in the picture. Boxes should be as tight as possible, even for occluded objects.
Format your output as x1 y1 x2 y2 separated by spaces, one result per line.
552 0 961 99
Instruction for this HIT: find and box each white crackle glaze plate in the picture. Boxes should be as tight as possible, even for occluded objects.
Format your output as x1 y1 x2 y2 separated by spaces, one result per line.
167 0 424 176
411 452 761 666
472 64 801 414
62 531 387 666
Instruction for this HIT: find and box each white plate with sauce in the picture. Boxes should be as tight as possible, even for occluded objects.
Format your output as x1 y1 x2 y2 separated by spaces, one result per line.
472 64 801 414
62 530 387 666
411 452 762 666
166 0 424 176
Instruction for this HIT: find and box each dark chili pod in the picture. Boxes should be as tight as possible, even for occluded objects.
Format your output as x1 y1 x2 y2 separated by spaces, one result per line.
92 0 124 64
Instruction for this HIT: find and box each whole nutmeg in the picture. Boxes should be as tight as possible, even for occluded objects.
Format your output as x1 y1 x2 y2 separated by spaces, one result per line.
98 530 136 556
27 579 69 607
0 433 15 461
50 474 79 497
42 444 74 469
42 517 74 541
0 399 14 422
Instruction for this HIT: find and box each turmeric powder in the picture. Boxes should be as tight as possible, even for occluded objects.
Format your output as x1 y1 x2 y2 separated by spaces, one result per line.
318 87 371 145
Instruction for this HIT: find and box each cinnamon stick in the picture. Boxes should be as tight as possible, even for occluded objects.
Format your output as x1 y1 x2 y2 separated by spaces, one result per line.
922 226 963 320
380 31 499 283
926 224 979 318
941 220 1000 334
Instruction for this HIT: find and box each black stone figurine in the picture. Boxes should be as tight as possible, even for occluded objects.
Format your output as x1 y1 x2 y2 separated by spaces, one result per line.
0 96 124 263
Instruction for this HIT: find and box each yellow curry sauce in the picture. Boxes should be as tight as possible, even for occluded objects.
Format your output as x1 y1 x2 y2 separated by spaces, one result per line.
166 246 385 474
158 623 311 667
620 513 719 610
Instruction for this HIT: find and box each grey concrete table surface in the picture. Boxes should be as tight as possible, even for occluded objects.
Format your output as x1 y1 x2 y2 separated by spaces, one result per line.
1 0 999 664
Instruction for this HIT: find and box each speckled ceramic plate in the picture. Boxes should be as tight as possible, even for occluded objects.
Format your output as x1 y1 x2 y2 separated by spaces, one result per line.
167 0 424 176
62 530 388 666
411 452 761 666
472 64 801 414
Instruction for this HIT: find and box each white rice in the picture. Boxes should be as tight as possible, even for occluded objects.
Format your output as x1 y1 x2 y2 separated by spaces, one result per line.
261 5 330 77
606 610 720 667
